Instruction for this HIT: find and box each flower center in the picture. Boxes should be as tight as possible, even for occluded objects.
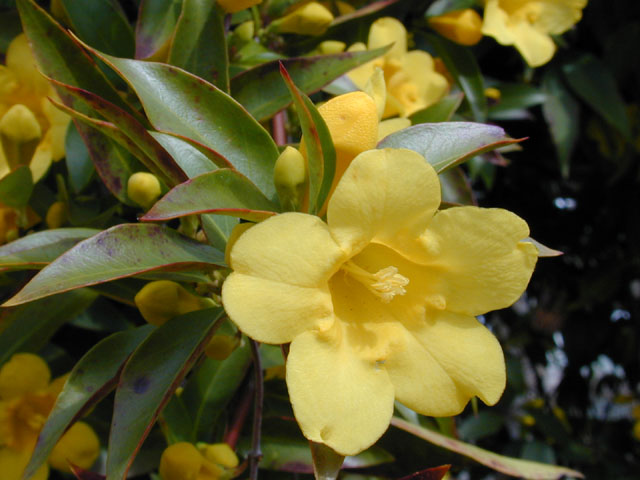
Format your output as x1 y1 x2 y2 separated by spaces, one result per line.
341 260 409 303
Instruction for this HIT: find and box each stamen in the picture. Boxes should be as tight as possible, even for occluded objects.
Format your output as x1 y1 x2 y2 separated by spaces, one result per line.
342 261 409 303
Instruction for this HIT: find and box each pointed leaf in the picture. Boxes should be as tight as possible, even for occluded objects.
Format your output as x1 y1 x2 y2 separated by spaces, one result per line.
0 165 33 207
143 169 278 223
70 465 106 480
135 0 183 59
149 132 217 178
65 123 95 193
410 93 464 124
311 442 345 480
397 465 451 480
0 228 99 270
230 47 391 121
378 122 523 172
4 224 225 306
391 417 583 479
525 237 563 257
168 0 228 91
439 167 476 205
106 308 223 479
23 326 154 478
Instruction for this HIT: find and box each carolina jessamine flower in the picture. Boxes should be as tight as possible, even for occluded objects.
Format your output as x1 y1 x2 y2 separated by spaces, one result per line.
222 148 538 455
347 17 449 118
429 9 484 46
0 34 69 183
0 353 100 479
159 442 238 480
482 0 588 67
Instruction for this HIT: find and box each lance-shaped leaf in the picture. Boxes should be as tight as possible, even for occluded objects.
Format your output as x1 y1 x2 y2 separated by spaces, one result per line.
378 122 524 173
3 224 225 306
143 169 279 223
169 0 228 91
50 79 188 185
231 47 391 121
107 308 223 480
23 325 154 479
0 228 99 270
280 64 336 214
410 93 464 124
0 166 33 207
150 132 217 178
79 45 279 200
135 0 183 59
390 417 583 479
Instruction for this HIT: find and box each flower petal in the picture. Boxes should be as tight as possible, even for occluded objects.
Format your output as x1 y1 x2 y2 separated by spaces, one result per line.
222 273 334 344
0 448 48 480
286 322 395 456
0 353 51 400
368 17 407 59
328 148 440 256
229 212 346 287
510 20 556 67
412 310 506 406
481 0 515 45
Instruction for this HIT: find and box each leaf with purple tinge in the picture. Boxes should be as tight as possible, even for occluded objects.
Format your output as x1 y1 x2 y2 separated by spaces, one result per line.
70 464 106 480
397 465 451 480
23 325 154 479
3 224 225 307
329 0 401 27
106 308 223 480
378 122 525 173
142 169 278 223
135 0 183 59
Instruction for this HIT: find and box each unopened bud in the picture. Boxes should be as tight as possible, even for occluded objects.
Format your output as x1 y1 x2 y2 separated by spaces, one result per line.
200 443 239 469
317 40 346 55
428 9 483 46
273 146 307 212
0 104 42 169
205 334 240 361
271 2 334 36
46 201 67 229
218 0 262 14
48 422 100 472
127 172 161 209
235 21 255 42
134 280 215 326
159 442 203 480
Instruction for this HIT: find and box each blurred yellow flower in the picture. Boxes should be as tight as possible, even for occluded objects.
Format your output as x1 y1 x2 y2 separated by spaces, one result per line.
222 148 538 455
0 353 100 479
429 9 484 46
271 2 334 36
0 34 70 183
347 17 449 118
159 442 238 480
482 0 588 67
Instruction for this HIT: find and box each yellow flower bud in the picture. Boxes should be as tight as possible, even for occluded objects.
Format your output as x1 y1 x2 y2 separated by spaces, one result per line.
159 442 203 480
48 422 100 472
317 40 346 55
134 280 215 326
274 146 307 212
235 21 255 42
429 9 483 46
218 0 262 14
272 2 334 36
46 201 67 229
485 87 501 100
0 352 50 400
200 443 239 469
0 104 42 169
205 334 240 361
520 414 536 427
127 172 162 209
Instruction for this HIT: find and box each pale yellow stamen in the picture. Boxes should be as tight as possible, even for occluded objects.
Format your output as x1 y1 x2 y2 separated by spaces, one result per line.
342 260 409 303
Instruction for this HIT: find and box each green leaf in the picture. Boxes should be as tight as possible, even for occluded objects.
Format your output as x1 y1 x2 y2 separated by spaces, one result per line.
85 49 280 200
410 93 464 124
397 465 451 480
439 167 475 205
58 0 134 57
230 47 391 121
0 289 98 366
0 228 99 270
182 341 252 441
426 0 476 16
562 54 631 140
457 411 504 442
542 69 580 178
280 64 336 214
487 83 546 120
200 214 236 252
149 132 217 178
378 122 523 173
106 308 223 480
391 417 584 479
427 34 487 121
65 123 95 193
0 165 33 207
168 0 228 91
311 441 345 480
159 394 194 444
0 9 22 52
135 0 183 59
23 325 154 478
3 224 225 306
143 169 279 223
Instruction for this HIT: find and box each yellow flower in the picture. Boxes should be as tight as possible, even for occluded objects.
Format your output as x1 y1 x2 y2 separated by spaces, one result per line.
482 0 588 67
134 280 216 326
222 148 538 455
217 0 262 14
0 34 70 182
271 2 334 36
429 9 484 46
347 17 449 118
159 442 238 480
127 171 162 209
0 353 100 479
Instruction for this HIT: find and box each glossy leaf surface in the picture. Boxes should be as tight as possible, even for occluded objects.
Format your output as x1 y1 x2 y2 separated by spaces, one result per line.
410 93 464 124
135 0 182 59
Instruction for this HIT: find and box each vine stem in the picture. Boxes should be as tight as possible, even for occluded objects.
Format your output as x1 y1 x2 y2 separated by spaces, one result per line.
272 110 287 146
249 339 264 480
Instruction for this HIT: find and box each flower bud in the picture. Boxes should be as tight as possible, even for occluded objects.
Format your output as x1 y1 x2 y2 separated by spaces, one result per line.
134 280 216 326
0 352 50 399
159 442 203 480
428 9 483 46
274 146 307 212
49 422 100 472
218 0 262 14
0 104 42 169
317 40 346 55
46 200 67 229
127 172 162 209
235 20 255 43
271 2 334 36
205 334 240 360
200 443 239 469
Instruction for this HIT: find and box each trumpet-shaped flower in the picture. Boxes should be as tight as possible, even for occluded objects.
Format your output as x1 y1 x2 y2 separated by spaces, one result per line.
0 34 70 182
0 353 100 479
482 0 588 67
347 17 449 118
222 148 538 455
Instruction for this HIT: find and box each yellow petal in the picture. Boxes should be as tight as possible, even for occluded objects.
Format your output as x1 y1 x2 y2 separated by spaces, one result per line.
228 212 345 287
328 149 440 256
30 139 53 182
286 322 395 456
48 421 100 472
364 67 387 120
510 19 557 67
377 117 411 141
222 273 334 344
159 442 203 480
200 443 238 468
423 206 538 315
411 310 506 406
0 448 49 480
482 0 516 45
345 43 375 89
528 0 587 35
429 9 483 46
274 2 334 36
6 34 50 95
368 17 407 59
0 353 51 400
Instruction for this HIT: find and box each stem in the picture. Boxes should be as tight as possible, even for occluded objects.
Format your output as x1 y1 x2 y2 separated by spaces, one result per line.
249 339 264 480
272 110 287 146
224 379 253 450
